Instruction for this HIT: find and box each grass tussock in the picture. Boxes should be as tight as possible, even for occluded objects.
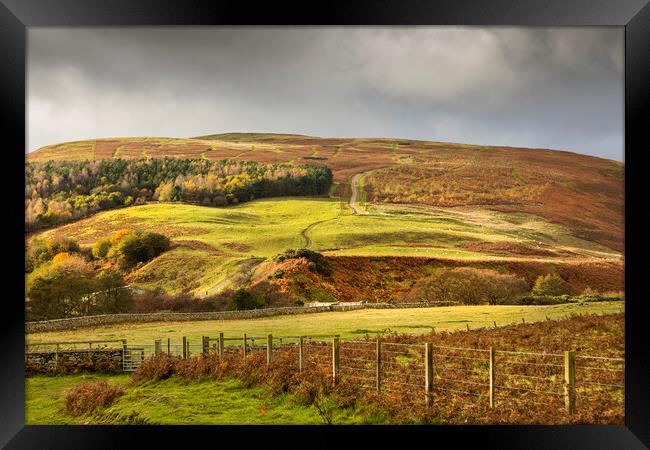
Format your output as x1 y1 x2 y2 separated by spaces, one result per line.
63 380 124 416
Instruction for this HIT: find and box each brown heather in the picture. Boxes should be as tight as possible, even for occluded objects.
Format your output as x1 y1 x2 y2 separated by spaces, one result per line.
63 381 124 416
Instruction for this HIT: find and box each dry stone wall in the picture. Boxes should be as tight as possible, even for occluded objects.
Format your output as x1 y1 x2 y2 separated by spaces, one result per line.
26 349 123 374
26 302 452 333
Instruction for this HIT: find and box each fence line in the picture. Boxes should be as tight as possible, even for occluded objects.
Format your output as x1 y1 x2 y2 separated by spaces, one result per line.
25 334 624 416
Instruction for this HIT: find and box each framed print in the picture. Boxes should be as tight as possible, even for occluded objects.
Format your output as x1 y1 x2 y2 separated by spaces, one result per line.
2 0 649 448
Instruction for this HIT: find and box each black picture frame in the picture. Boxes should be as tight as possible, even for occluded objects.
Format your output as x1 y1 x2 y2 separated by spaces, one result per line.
2 1 648 448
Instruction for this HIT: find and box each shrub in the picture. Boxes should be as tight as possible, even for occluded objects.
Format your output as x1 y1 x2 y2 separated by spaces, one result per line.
517 292 623 305
131 354 178 383
92 237 112 259
226 288 269 311
110 230 170 267
26 236 81 272
274 249 332 276
517 295 574 305
532 273 568 296
268 269 284 280
51 252 71 263
579 293 624 302
46 236 81 257
63 381 124 416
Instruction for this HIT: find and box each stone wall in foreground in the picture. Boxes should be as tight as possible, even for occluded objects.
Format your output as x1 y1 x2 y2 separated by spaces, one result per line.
25 349 123 374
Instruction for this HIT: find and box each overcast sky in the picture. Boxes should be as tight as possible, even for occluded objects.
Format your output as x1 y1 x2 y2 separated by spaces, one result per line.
27 27 624 161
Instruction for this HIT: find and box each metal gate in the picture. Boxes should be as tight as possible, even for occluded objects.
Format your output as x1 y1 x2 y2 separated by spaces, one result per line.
122 344 155 372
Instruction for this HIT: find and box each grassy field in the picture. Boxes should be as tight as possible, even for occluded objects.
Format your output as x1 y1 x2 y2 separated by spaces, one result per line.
27 301 623 344
30 197 621 296
32 198 341 295
26 374 367 424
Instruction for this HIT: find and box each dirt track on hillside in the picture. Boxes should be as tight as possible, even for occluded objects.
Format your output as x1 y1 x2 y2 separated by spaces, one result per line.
349 173 363 215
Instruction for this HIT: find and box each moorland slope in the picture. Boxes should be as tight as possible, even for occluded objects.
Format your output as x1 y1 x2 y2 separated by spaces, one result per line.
27 133 624 303
28 133 624 251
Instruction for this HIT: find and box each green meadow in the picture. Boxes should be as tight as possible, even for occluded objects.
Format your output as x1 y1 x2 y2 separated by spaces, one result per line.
27 301 623 344
26 374 368 425
31 197 620 297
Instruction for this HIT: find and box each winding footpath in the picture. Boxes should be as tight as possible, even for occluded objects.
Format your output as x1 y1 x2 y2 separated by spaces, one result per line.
299 172 367 248
300 223 315 248
349 173 364 215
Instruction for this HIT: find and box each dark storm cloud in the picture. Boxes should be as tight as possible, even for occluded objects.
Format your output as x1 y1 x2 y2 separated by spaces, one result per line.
27 27 623 161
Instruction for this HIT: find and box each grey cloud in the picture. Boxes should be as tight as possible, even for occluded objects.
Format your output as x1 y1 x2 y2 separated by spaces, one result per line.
27 26 623 161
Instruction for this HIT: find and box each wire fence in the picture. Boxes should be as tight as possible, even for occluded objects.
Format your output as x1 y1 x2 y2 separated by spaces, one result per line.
26 334 624 416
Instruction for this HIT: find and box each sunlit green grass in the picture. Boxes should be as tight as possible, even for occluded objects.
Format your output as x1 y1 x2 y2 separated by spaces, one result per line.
31 197 621 296
26 373 131 424
27 301 623 345
26 374 367 425
328 246 488 258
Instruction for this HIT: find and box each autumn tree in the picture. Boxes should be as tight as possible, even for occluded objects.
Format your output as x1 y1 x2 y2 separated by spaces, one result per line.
532 273 568 296
26 254 98 320
93 269 133 313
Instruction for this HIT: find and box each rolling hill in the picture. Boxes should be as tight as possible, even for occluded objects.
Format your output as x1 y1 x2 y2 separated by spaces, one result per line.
27 133 624 252
26 133 624 302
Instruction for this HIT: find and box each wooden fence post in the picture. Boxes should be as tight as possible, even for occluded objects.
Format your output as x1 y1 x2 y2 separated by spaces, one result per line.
154 339 162 356
202 336 209 357
425 342 433 407
243 333 247 361
182 336 187 359
376 337 381 392
167 338 170 356
55 343 60 368
564 350 576 414
489 347 495 408
299 336 304 373
267 334 273 364
218 332 224 356
332 336 340 385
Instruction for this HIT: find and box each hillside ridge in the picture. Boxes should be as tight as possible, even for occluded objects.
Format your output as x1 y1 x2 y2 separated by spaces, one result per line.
26 133 624 253
27 133 622 163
